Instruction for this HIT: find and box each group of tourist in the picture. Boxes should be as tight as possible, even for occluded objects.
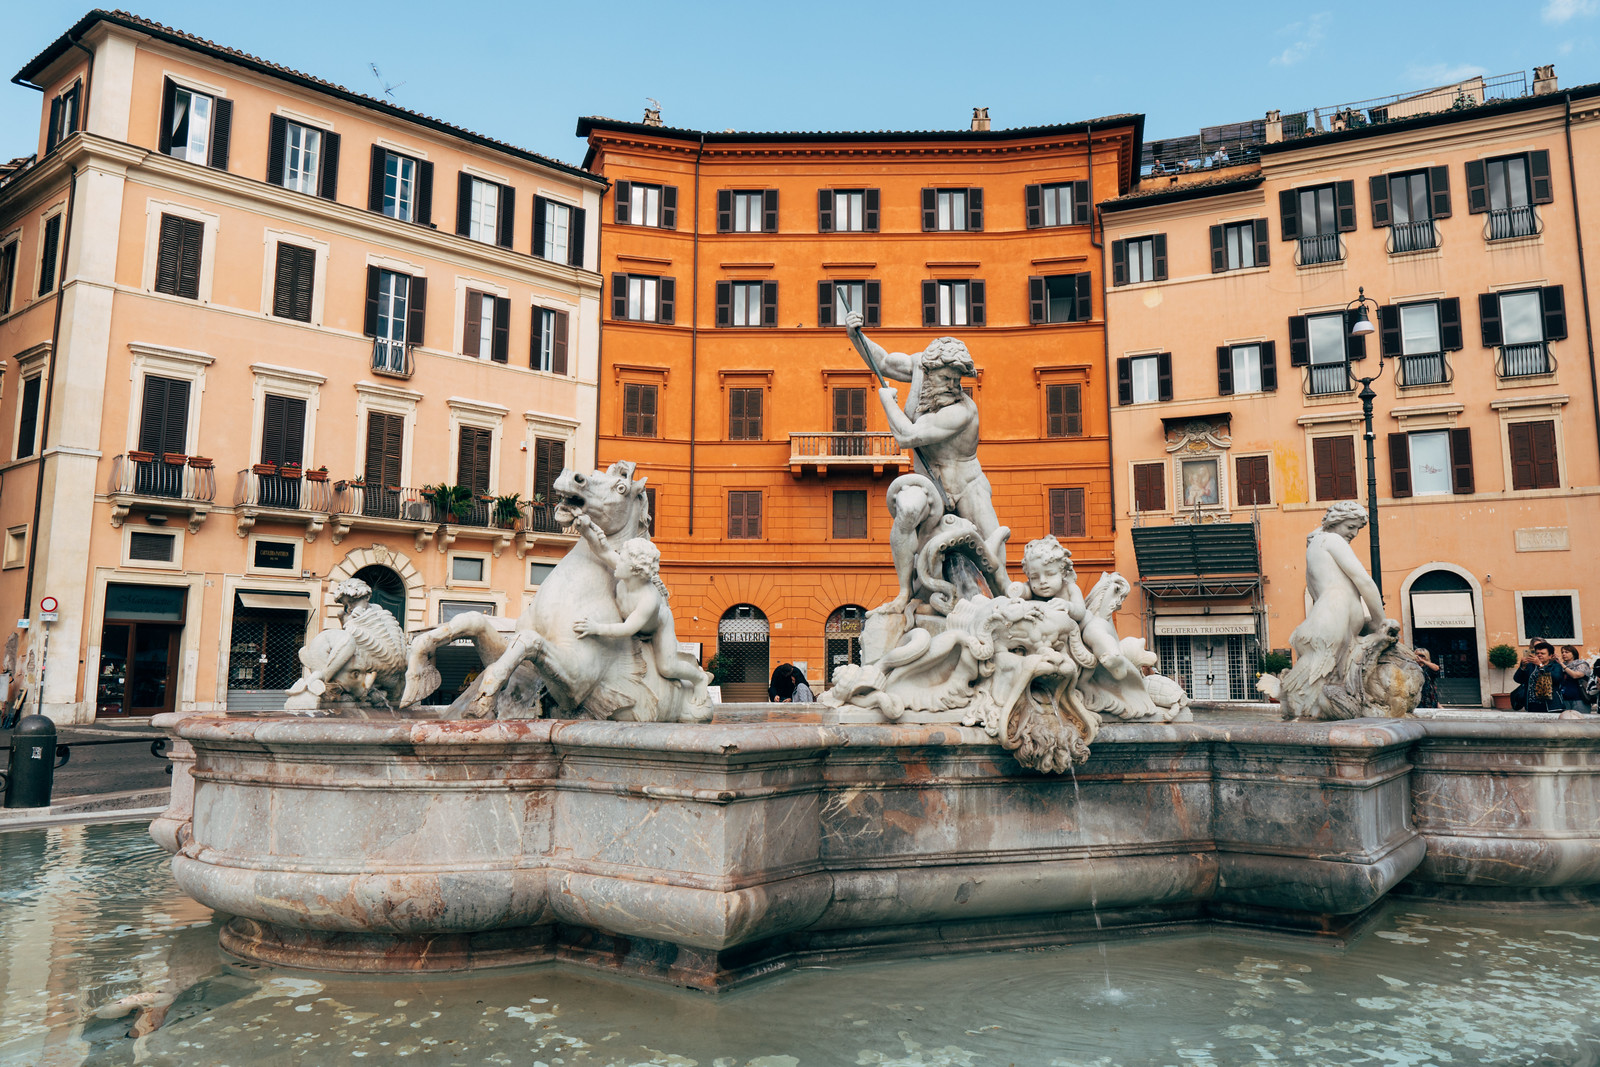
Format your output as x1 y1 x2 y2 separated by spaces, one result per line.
1512 641 1597 713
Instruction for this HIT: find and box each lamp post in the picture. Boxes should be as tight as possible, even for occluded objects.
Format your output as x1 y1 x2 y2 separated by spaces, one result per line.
1346 286 1385 593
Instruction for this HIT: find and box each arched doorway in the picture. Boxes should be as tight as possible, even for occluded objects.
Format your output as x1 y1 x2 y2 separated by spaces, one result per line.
1409 569 1481 705
717 604 770 702
825 605 866 684
353 565 406 625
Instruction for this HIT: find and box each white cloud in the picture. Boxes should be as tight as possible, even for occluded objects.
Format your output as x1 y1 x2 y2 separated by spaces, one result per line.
1544 0 1598 23
1271 13 1332 67
1405 62 1490 86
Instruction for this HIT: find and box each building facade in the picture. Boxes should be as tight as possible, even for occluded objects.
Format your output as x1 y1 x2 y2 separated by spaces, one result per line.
1103 72 1600 704
579 113 1141 697
1 12 604 722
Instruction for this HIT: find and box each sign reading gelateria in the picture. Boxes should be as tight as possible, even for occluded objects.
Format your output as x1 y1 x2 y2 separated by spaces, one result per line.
1153 614 1257 636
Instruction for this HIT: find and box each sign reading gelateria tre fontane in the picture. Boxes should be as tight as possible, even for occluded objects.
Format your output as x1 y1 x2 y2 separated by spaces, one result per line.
1153 614 1258 636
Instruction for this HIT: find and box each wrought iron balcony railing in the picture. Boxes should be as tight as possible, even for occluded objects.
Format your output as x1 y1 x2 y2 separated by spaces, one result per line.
109 454 217 502
333 483 435 522
1389 219 1438 253
1304 363 1352 396
234 469 335 512
1397 352 1451 387
371 338 415 378
1498 342 1553 378
1487 205 1540 241
1296 232 1343 266
524 502 572 534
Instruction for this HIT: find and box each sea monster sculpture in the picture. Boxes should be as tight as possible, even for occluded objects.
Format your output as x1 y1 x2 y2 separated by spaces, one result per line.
283 578 408 714
400 461 711 723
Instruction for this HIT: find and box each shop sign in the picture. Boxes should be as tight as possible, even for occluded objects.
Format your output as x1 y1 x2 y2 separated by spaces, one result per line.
1153 614 1256 636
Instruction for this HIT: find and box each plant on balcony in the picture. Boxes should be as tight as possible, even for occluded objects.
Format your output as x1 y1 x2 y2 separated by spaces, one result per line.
423 483 475 523
128 450 155 463
493 492 524 530
163 452 188 465
186 456 213 469
304 466 329 482
280 461 303 478
252 463 278 476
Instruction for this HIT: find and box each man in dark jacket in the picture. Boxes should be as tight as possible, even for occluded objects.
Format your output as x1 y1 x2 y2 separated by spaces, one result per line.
1514 640 1564 713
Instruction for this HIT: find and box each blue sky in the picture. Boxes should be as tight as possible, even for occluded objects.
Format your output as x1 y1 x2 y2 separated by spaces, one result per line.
3 1 1597 168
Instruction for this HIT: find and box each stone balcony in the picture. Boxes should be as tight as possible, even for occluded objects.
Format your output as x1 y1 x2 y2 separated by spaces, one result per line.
108 453 215 533
787 432 909 478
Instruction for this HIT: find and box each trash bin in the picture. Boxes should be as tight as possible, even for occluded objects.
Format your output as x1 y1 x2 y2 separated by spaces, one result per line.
3 714 68 808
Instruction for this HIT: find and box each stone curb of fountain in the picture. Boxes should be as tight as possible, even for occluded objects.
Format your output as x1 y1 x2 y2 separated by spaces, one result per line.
0 791 169 832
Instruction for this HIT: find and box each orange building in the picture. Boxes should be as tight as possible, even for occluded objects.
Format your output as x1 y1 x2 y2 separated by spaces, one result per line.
580 111 1141 696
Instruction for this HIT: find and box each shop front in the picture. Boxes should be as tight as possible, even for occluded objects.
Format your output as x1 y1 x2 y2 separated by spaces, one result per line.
226 589 314 711
97 583 187 718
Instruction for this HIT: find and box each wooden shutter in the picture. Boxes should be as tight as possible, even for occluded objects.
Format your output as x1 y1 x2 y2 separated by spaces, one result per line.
1530 150 1553 204
1334 180 1356 232
967 187 983 231
716 189 731 231
414 160 434 226
729 388 762 440
1428 165 1451 218
1116 357 1133 406
762 189 778 232
1388 432 1413 498
1508 422 1536 490
365 410 403 490
818 189 834 232
864 188 880 231
15 376 40 457
1288 315 1309 365
1378 305 1402 358
921 280 938 327
1111 239 1127 286
761 281 778 327
623 383 640 437
1253 219 1270 265
817 281 834 327
1209 225 1226 272
638 383 659 437
407 276 427 346
1279 189 1300 240
728 491 761 538
715 281 731 327
1050 487 1086 538
1074 272 1093 321
139 376 190 456
1450 428 1474 494
921 188 937 230
491 296 510 362
0 243 16 315
1531 421 1558 488
497 183 515 249
1259 341 1278 391
1235 455 1270 506
1332 436 1357 499
1133 463 1165 513
463 290 483 355
208 97 232 170
363 266 381 336
834 387 866 432
1478 292 1502 346
1439 298 1462 351
457 425 492 493
1344 308 1367 361
660 186 677 229
155 215 202 299
319 131 340 200
158 78 177 154
1542 286 1568 341
968 280 985 326
569 206 586 267
46 95 63 153
833 490 867 539
1025 183 1042 228
613 180 631 224
177 217 202 299
272 243 314 322
1369 174 1391 227
727 491 744 538
658 277 675 323
1152 234 1168 281
267 114 288 186
1073 181 1090 225
261 394 306 466
1028 276 1045 324
1045 383 1080 437
1216 346 1234 395
533 438 565 503
154 214 183 295
1156 352 1173 402
864 280 881 327
612 273 628 319
1313 438 1337 500
532 196 548 257
456 172 473 235
551 311 569 375
367 146 386 213
1465 160 1488 213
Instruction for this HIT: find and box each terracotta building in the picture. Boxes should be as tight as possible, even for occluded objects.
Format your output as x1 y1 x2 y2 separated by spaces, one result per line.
1103 70 1600 704
0 12 604 721
579 112 1142 696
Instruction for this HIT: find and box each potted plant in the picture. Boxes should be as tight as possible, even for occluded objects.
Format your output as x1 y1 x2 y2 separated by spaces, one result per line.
705 652 735 687
252 462 279 476
304 465 329 483
493 492 524 530
1488 644 1520 709
162 452 188 465
424 483 475 523
186 456 213 469
128 449 155 464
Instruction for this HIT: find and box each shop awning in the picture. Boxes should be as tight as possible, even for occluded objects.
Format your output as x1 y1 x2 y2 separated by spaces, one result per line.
1411 591 1474 629
236 591 312 612
1153 614 1258 636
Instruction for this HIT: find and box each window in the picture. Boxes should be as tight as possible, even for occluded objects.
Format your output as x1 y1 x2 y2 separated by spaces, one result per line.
461 290 510 363
1026 181 1088 228
1372 169 1448 252
37 213 62 296
531 306 570 374
1112 235 1166 285
820 189 879 232
127 530 177 564
611 272 675 323
727 490 762 539
159 79 231 169
260 394 306 469
922 188 982 231
613 181 676 229
622 383 658 438
2 527 23 569
1133 462 1166 513
46 80 80 154
1468 152 1551 239
1389 428 1473 498
1045 384 1081 437
271 243 315 322
1027 272 1092 325
363 267 425 374
642 487 656 537
363 410 404 508
716 280 776 327
1290 310 1364 395
1217 342 1277 395
834 387 867 434
728 387 763 440
1279 181 1354 265
1116 353 1171 405
0 239 18 314
533 196 585 267
923 279 985 327
531 436 566 510
718 189 777 233
1481 287 1564 378
1312 436 1358 500
818 280 880 327
456 425 492 496
1048 487 1086 539
367 147 433 225
134 375 191 495
15 375 42 459
1377 300 1460 387
1210 220 1269 272
1508 420 1560 490
1519 592 1578 643
1235 455 1271 506
450 556 486 583
267 116 339 199
456 174 514 248
153 214 203 300
833 490 867 539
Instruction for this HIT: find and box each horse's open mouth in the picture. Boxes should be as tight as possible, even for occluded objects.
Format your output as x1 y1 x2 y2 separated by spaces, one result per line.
553 494 586 522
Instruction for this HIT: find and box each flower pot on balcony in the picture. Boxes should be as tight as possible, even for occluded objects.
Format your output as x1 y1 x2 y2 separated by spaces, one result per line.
128 450 155 463
304 469 328 482
252 464 279 476
187 456 214 469
280 465 303 478
163 453 188 465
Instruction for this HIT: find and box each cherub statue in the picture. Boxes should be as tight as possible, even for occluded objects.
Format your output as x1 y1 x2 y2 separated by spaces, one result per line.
1009 535 1097 672
284 578 408 714
570 515 711 707
1074 572 1162 720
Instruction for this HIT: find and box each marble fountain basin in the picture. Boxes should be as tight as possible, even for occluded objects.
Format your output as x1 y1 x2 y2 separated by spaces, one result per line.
153 709 1600 991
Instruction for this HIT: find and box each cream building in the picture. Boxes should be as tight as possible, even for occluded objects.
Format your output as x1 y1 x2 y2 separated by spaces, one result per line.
1103 70 1600 705
0 13 604 721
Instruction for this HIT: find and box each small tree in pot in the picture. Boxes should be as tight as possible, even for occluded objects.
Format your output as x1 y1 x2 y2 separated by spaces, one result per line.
1488 644 1520 709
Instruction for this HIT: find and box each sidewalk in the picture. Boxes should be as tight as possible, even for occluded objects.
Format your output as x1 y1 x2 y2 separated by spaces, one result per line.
0 717 172 831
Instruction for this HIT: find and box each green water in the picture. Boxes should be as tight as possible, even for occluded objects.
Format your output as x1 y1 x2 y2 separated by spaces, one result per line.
3 821 1599 1066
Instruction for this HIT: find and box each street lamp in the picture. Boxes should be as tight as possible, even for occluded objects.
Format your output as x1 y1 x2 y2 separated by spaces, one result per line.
1346 286 1386 593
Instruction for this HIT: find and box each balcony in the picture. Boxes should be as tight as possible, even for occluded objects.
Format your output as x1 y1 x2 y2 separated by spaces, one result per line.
1389 219 1438 254
234 467 335 540
520 501 577 556
1304 363 1352 397
1498 342 1554 379
1397 352 1451 388
1296 233 1343 267
371 338 415 379
329 483 436 551
1487 205 1540 241
108 453 214 532
788 432 909 477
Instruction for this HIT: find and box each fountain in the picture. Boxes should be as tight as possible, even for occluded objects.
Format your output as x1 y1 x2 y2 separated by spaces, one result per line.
150 320 1600 992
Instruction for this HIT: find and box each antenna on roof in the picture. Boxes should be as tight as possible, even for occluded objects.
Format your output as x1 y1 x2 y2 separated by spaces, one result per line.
369 63 406 98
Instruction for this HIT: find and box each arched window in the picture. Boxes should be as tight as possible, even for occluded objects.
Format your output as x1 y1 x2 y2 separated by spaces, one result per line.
1408 568 1480 706
824 604 867 683
716 605 770 697
353 564 406 624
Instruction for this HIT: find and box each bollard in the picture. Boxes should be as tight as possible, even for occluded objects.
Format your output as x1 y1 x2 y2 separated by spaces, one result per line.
4 714 68 808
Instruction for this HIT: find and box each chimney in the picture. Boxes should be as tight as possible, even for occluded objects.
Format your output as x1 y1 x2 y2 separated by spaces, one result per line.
1533 65 1558 95
970 107 991 132
1265 109 1283 144
643 106 663 126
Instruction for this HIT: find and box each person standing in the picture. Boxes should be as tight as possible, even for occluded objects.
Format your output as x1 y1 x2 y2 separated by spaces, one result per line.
1557 645 1592 712
1514 641 1564 713
1414 647 1443 709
